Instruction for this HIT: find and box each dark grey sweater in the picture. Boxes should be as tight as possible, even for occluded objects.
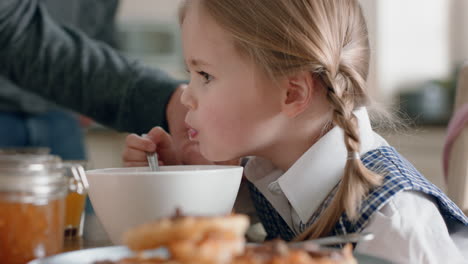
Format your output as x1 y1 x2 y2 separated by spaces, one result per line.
0 0 119 114
0 0 181 133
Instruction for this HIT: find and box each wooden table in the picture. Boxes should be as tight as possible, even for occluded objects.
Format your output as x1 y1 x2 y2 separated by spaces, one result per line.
62 212 112 252
63 237 110 252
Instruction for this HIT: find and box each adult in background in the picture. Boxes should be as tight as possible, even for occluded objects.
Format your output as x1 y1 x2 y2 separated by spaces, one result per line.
0 0 122 160
0 0 193 163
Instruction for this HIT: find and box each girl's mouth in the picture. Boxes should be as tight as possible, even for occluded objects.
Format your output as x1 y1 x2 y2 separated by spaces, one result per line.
187 127 198 140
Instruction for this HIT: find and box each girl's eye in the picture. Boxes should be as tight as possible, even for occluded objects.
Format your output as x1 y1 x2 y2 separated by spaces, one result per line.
197 71 214 84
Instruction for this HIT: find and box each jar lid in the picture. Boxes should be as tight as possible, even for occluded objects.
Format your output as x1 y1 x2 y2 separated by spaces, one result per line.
0 154 61 169
0 154 84 202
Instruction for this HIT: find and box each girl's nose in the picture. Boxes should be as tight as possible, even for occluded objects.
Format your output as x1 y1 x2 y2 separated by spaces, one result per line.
180 84 197 110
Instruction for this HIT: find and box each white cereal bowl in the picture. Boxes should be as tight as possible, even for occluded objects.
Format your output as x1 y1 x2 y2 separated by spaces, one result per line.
85 165 243 245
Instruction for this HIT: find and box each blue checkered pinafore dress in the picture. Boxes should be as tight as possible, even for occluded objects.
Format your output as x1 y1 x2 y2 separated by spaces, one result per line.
248 146 468 241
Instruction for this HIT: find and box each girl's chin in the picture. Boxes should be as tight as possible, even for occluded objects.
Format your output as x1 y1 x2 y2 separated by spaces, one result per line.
180 142 212 165
200 149 230 163
214 158 241 166
182 152 213 165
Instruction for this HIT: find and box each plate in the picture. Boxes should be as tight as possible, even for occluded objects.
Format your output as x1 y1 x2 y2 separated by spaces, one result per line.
28 246 163 264
29 246 391 264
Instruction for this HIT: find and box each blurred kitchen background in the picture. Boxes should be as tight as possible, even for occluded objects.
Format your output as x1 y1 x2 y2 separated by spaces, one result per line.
84 0 468 191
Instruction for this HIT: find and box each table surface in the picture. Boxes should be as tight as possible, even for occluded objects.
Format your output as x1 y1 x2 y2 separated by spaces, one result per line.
63 238 109 252
63 213 112 252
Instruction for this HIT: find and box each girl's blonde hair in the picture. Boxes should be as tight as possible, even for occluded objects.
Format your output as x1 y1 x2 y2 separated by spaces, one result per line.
180 0 383 239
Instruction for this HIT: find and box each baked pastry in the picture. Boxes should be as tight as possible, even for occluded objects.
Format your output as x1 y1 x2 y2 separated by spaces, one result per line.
122 213 250 264
96 213 357 264
232 240 356 264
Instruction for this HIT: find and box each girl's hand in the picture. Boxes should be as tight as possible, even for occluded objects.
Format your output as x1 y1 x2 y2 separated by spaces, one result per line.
122 126 180 167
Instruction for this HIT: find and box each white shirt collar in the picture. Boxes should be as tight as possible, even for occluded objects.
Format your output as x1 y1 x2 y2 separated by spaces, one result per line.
245 107 388 226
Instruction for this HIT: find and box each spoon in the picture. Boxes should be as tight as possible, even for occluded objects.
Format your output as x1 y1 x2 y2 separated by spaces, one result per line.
142 134 159 171
291 232 374 248
137 232 374 259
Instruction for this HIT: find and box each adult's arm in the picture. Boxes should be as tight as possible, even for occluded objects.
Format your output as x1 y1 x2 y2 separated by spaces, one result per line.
0 0 183 134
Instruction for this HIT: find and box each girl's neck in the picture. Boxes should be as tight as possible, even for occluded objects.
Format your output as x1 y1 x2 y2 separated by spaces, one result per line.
263 114 333 172
253 81 332 172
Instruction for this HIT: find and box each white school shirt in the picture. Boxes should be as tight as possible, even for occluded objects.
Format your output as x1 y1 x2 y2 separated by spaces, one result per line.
244 108 467 263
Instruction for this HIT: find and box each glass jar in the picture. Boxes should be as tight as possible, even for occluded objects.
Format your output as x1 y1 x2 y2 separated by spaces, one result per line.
0 154 88 264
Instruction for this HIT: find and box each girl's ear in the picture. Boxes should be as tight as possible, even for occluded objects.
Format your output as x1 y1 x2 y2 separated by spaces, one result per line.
281 71 316 117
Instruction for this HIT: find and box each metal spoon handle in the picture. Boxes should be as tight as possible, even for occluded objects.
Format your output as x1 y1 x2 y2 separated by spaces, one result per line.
142 134 160 171
292 232 374 248
147 152 159 171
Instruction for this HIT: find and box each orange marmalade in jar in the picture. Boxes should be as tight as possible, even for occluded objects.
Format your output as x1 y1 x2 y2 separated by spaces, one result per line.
0 154 87 264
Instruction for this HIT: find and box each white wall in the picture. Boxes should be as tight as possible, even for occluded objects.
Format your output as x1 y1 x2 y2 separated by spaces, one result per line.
375 0 451 100
450 0 468 66
117 0 183 23
361 0 465 102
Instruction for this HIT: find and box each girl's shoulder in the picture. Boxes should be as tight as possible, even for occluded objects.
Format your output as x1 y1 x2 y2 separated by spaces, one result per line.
361 146 416 174
361 145 429 187
340 146 468 233
356 191 467 263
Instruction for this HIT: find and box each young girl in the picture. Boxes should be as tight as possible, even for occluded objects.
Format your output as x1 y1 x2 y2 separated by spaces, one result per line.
122 0 468 262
